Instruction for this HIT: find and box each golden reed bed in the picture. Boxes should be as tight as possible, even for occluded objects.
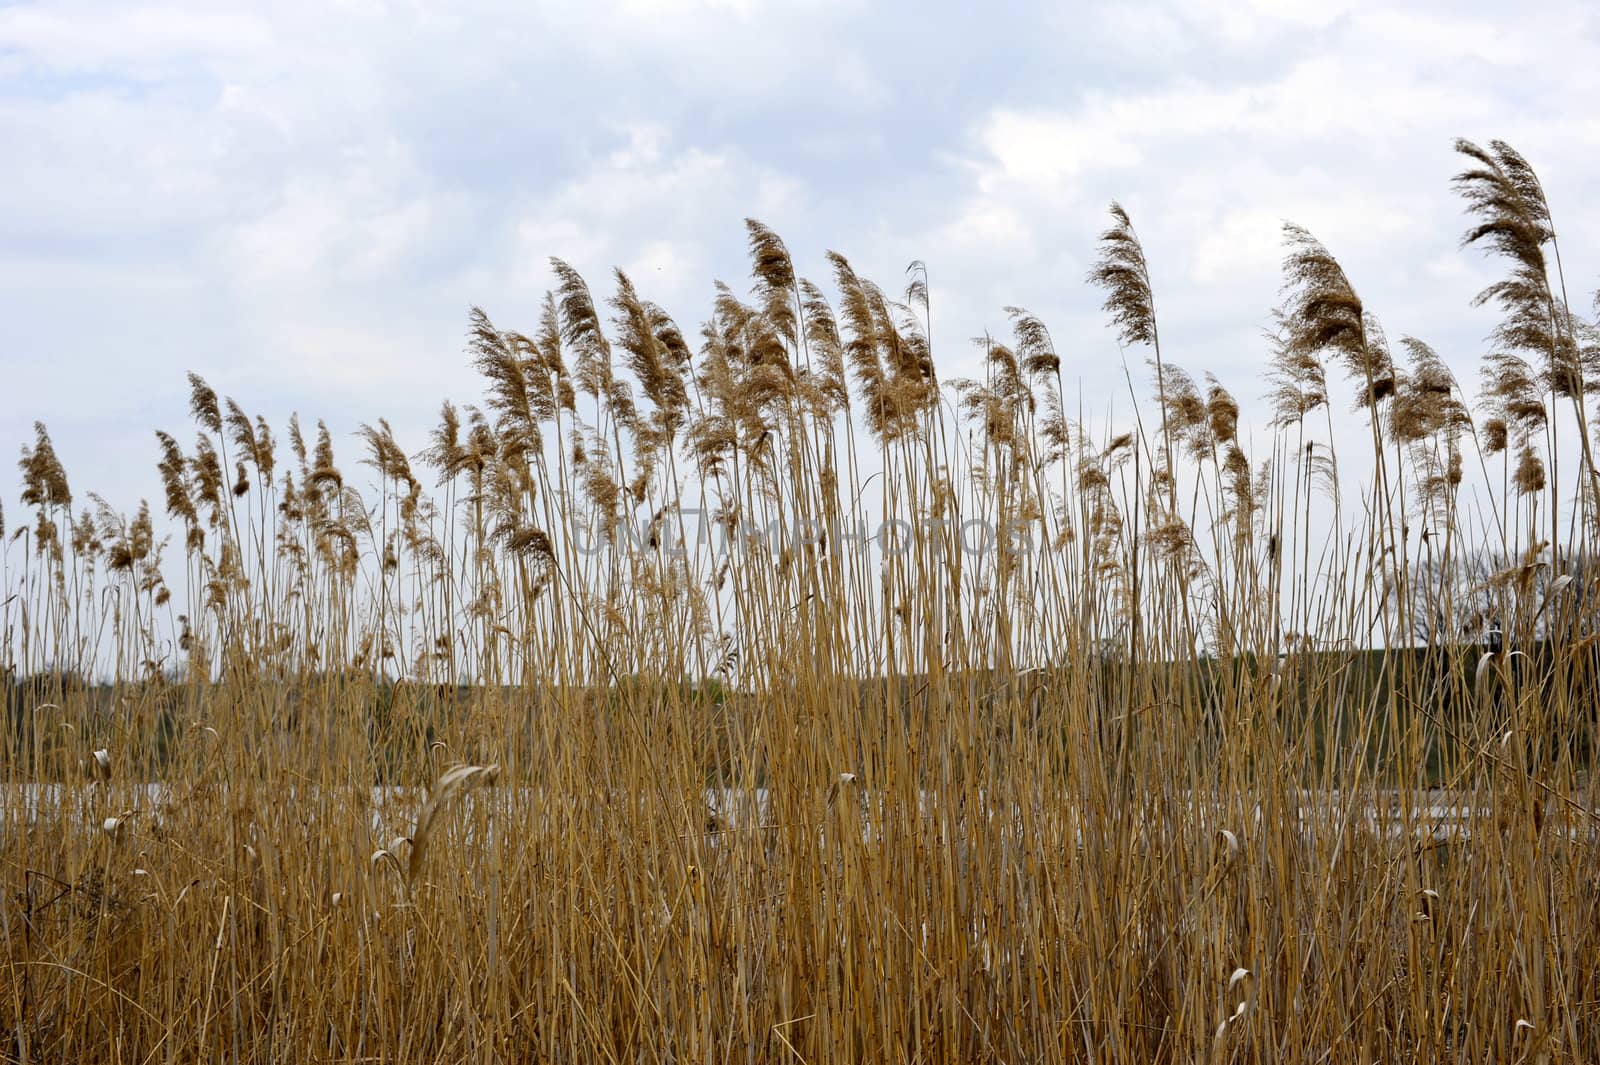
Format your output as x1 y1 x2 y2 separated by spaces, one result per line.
4 138 1600 1062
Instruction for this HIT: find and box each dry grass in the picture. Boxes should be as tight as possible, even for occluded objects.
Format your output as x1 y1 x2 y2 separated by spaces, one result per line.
3 139 1600 1063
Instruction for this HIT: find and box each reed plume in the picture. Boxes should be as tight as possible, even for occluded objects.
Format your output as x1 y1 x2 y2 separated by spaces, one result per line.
1087 203 1156 348
18 421 71 509
7 157 1600 1064
1279 224 1393 411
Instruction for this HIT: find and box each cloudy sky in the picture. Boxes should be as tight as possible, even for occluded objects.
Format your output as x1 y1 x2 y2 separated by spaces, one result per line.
4 0 1599 517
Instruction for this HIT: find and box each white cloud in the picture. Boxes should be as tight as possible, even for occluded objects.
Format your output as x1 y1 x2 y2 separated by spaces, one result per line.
927 0 1600 408
503 131 805 314
0 5 273 74
2 0 1599 523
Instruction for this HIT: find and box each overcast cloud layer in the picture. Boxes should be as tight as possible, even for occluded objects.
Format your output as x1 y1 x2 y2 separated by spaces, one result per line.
4 0 1599 513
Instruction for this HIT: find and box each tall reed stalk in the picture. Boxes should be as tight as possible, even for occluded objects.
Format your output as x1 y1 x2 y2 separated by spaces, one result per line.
3 143 1599 1064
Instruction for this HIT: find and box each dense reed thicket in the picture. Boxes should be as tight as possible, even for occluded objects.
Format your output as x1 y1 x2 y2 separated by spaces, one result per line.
3 138 1600 1063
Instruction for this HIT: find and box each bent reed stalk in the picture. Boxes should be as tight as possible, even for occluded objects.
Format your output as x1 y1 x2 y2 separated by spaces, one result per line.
3 139 1600 1063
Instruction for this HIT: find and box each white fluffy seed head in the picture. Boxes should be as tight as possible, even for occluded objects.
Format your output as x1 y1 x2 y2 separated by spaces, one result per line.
1474 652 1496 716
1538 574 1574 619
1214 994 1251 1041
1228 967 1253 995
406 765 498 883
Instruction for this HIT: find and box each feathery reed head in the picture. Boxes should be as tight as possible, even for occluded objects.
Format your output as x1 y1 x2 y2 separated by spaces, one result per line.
1279 224 1393 408
19 421 71 509
1088 202 1156 347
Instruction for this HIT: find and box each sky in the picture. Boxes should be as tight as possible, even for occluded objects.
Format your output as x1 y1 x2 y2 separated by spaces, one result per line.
4 0 1600 523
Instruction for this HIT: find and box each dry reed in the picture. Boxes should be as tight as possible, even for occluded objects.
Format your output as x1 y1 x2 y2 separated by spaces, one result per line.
3 141 1600 1064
